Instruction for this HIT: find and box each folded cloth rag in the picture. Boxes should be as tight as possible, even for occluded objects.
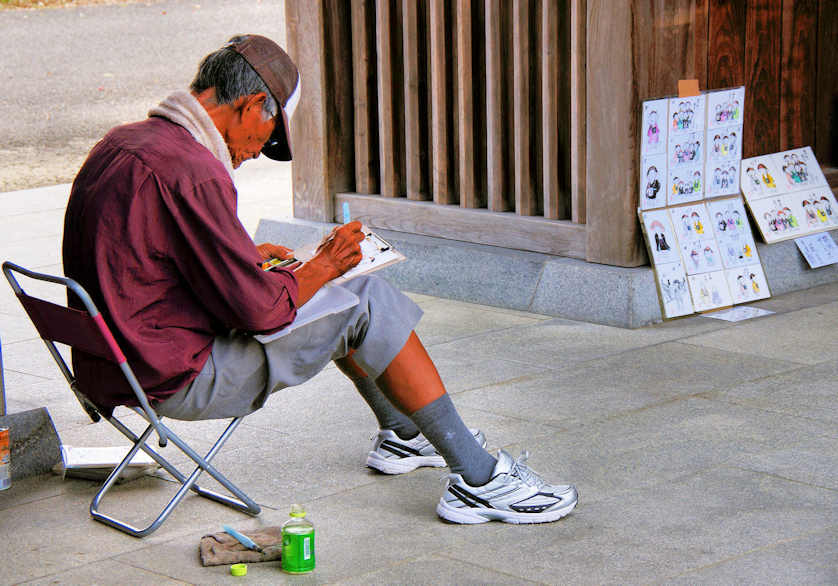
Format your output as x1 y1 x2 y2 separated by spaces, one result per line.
199 526 283 567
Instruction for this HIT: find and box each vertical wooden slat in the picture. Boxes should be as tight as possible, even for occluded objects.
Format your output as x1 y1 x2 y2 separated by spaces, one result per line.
780 0 818 151
485 0 512 212
376 0 405 197
744 0 782 158
707 0 746 89
430 0 455 204
585 0 645 266
351 0 379 194
570 0 586 224
457 0 476 208
542 0 562 219
513 0 537 216
816 0 838 166
403 0 430 200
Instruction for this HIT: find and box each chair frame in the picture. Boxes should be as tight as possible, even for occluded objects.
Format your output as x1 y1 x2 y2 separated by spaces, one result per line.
3 261 261 537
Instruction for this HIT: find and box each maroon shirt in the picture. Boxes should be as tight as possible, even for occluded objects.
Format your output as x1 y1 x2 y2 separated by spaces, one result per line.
63 116 298 410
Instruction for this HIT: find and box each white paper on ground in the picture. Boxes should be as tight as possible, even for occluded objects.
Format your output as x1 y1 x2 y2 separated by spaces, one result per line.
702 306 775 322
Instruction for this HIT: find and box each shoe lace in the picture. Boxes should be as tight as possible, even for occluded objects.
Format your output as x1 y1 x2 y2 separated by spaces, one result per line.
510 451 546 487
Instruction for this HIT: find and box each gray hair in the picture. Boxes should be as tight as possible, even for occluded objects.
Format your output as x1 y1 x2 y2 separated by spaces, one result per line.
190 35 278 119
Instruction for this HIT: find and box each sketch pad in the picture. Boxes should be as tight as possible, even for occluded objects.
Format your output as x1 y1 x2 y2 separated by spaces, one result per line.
254 285 360 344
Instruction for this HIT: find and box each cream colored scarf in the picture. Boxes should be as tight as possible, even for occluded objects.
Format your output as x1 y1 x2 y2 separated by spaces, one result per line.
148 90 234 178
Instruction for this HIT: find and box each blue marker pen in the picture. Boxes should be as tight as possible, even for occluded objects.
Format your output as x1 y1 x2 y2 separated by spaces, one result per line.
343 202 351 224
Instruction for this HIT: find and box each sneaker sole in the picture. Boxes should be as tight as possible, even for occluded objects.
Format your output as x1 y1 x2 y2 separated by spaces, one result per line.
366 451 445 474
435 493 578 525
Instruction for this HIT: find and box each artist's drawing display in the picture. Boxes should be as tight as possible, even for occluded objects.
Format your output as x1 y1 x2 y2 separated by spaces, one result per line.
640 86 744 210
741 146 838 243
640 196 770 320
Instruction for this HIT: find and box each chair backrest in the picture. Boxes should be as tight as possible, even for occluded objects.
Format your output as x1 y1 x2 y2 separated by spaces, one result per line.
16 294 125 364
2 261 168 446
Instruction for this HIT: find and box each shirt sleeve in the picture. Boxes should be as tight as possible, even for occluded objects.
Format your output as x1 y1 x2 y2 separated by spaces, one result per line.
156 174 298 334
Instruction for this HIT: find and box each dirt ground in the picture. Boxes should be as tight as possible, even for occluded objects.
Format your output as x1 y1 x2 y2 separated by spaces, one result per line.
0 0 284 192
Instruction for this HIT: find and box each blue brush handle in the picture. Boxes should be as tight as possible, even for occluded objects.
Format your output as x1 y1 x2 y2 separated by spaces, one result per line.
223 524 262 552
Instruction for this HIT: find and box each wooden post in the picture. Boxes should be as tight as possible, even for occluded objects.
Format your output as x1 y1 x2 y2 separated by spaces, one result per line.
286 0 355 222
430 0 455 204
585 0 645 266
403 0 430 200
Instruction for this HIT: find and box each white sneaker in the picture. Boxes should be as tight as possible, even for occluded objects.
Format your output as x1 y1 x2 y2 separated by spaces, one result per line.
366 428 488 475
436 449 578 524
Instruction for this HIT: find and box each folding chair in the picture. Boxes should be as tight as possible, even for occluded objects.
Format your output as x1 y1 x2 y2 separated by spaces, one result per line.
2 261 261 537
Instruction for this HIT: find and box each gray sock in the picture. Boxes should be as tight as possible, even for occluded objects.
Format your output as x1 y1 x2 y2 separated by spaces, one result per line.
409 393 497 486
352 376 420 439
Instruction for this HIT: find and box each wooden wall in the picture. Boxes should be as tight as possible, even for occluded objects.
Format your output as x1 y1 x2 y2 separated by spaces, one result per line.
287 0 837 268
587 0 837 266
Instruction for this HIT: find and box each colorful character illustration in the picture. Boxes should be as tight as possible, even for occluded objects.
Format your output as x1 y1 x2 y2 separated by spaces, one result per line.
645 166 660 201
691 211 704 234
749 273 760 294
746 167 760 189
716 212 726 232
819 196 834 220
803 200 819 226
758 163 776 189
646 110 660 145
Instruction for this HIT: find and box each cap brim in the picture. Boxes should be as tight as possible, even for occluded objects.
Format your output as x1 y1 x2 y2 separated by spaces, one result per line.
261 109 292 161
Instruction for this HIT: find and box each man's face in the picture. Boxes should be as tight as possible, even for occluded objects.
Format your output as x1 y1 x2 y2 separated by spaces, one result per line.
226 94 277 168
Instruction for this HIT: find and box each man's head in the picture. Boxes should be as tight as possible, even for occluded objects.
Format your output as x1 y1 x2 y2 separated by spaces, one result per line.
191 34 300 168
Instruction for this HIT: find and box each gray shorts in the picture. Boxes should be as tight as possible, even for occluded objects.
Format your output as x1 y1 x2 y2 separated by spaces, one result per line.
156 275 422 420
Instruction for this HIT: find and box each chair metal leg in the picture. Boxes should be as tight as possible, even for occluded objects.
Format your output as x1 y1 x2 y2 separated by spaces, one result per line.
89 416 261 537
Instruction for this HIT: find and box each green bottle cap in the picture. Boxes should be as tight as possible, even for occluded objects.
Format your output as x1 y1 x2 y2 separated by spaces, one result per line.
290 503 306 517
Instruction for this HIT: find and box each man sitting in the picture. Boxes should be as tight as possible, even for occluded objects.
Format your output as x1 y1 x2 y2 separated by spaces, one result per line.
62 34 577 524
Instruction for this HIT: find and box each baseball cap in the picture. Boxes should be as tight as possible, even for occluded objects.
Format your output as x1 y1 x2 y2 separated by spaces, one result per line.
227 34 301 161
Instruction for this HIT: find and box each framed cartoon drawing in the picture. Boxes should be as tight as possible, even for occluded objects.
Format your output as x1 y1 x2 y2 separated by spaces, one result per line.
706 87 745 131
706 197 759 269
705 160 741 198
655 260 694 318
668 94 706 135
771 146 828 192
740 155 783 201
640 208 680 265
725 264 770 304
688 271 733 312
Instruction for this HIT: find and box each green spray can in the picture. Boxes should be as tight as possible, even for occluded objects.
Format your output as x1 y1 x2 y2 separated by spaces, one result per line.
281 504 315 574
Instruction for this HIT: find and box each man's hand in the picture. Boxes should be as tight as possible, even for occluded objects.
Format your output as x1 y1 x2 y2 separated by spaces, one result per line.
256 242 295 261
293 222 365 306
312 221 365 278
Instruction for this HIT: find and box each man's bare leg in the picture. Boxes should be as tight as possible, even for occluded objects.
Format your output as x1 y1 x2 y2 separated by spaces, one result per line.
334 352 420 439
372 331 497 486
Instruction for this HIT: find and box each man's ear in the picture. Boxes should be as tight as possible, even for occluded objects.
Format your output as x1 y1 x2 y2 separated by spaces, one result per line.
238 93 268 120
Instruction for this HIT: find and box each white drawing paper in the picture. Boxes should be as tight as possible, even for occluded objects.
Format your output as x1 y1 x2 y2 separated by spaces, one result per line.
725 264 770 304
655 260 694 318
706 197 758 269
670 203 712 244
688 271 733 312
669 131 704 168
741 156 783 201
667 165 704 205
707 126 742 162
705 159 741 198
706 87 745 131
680 238 721 275
642 208 680 265
668 94 706 135
772 146 828 193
